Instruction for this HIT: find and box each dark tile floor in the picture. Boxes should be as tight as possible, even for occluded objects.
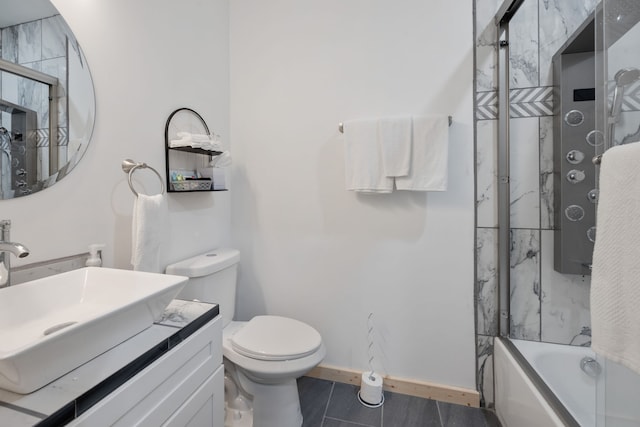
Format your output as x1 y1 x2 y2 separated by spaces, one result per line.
298 377 501 427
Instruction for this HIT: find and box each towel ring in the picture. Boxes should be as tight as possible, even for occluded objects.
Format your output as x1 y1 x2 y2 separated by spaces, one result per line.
121 159 165 197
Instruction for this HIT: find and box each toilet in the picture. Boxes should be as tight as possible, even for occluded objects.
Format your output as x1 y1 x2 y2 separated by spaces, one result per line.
165 249 326 427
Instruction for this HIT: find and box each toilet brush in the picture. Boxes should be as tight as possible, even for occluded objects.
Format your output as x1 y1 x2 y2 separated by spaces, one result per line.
358 313 384 407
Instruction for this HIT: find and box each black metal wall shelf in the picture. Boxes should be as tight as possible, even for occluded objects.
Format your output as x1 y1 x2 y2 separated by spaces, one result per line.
164 107 227 193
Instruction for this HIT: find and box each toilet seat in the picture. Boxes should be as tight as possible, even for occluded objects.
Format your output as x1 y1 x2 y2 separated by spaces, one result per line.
230 315 322 361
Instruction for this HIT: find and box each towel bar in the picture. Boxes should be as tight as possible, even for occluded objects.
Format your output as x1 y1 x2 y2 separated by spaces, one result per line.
338 116 453 133
121 159 165 197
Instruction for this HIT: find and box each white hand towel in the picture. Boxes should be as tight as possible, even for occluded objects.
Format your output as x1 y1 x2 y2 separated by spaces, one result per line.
131 194 168 273
378 117 412 177
343 119 393 193
591 141 640 375
395 115 449 191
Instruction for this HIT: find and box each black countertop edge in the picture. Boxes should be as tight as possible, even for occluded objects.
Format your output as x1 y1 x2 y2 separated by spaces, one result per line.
35 304 219 427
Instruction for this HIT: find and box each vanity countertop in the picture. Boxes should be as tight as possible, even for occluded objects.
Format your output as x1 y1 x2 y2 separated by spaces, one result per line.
0 299 219 426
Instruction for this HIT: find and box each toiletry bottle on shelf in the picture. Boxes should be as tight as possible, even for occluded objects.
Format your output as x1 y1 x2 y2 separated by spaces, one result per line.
86 244 106 267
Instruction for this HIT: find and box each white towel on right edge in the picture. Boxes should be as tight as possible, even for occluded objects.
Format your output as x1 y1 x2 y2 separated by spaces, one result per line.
395 115 449 191
591 141 640 375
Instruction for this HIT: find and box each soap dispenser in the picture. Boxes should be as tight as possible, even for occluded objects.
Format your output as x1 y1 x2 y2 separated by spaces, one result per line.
86 244 105 267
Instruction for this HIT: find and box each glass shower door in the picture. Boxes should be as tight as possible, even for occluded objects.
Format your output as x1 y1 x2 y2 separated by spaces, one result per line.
595 1 640 425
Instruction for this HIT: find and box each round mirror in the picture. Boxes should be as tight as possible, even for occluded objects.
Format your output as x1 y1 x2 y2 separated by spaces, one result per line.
0 0 96 199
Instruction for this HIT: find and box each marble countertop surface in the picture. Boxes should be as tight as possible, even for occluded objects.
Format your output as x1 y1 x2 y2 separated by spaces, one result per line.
0 299 219 426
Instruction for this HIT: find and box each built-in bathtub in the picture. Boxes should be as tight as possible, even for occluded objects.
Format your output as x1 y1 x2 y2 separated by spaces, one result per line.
495 338 591 426
495 338 640 427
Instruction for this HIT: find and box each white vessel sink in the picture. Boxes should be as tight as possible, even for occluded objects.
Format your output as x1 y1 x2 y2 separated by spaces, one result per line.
0 267 187 394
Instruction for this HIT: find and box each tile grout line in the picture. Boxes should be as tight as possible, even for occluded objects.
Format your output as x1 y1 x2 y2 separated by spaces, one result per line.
436 400 445 427
319 381 335 427
323 416 377 427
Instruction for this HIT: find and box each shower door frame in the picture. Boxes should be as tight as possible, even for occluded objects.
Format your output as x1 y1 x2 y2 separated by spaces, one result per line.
495 0 523 339
493 1 589 425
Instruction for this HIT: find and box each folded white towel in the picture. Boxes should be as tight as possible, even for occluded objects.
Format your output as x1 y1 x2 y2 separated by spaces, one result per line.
169 137 222 152
591 141 640 375
395 115 449 191
131 194 168 273
378 117 412 177
343 119 393 193
176 131 213 143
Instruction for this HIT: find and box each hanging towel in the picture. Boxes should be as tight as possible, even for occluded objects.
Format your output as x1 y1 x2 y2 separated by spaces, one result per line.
131 194 168 273
378 117 412 177
395 115 449 191
343 119 394 193
591 141 640 375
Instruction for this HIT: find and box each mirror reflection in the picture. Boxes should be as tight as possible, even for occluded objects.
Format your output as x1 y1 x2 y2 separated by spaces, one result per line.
0 0 96 199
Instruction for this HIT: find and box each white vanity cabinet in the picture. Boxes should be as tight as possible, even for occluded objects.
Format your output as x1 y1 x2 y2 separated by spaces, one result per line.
68 315 223 427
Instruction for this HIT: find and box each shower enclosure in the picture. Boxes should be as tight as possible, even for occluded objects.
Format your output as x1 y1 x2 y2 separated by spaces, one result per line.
475 0 640 425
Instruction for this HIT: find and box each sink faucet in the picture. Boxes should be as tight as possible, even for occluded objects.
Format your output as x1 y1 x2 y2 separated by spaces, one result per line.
0 220 30 288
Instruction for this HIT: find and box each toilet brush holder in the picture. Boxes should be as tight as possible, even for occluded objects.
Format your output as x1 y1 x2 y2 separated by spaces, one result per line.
358 372 384 408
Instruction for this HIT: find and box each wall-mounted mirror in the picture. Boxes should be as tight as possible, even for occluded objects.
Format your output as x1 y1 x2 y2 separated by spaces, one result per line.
0 0 96 199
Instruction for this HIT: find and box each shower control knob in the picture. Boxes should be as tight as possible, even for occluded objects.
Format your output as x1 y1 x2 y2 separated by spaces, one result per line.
15 168 26 177
566 150 585 164
16 180 27 188
587 189 599 203
566 170 585 183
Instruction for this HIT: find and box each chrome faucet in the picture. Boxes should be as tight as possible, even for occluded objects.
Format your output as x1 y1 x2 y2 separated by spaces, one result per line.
0 220 30 287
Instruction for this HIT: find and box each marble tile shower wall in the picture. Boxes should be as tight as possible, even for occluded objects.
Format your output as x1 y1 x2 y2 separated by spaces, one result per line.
0 15 69 180
474 0 597 406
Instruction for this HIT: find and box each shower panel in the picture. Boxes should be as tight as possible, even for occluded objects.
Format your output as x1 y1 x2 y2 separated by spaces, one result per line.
0 101 38 196
553 15 597 275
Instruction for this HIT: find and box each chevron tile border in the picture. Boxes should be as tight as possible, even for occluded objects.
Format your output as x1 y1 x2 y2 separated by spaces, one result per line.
476 86 554 120
510 86 554 117
35 128 69 147
478 84 640 121
36 129 49 148
58 127 69 146
476 91 498 120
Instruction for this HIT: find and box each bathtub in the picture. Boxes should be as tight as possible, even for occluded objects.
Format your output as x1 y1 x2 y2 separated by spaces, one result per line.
495 338 593 427
495 338 640 427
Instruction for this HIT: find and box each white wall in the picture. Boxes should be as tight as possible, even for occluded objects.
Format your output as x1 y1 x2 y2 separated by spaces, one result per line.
4 0 477 390
230 0 476 387
5 0 231 269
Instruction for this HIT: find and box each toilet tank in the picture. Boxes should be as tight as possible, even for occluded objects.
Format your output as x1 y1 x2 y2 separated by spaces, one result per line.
165 248 240 326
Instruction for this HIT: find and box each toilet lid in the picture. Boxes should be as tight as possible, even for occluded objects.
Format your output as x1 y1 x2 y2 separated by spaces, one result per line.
230 315 322 361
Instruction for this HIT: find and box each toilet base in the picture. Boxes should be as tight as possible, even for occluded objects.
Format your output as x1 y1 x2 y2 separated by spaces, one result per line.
249 378 302 427
224 404 252 427
225 364 303 427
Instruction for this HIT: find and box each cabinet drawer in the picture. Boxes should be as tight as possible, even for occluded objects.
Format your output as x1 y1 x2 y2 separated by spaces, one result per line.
69 316 222 426
163 365 224 427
